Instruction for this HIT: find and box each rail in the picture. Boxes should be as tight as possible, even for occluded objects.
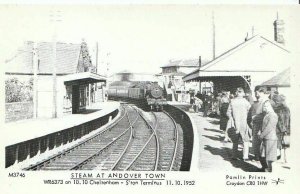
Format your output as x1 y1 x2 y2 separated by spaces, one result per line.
124 108 159 171
110 107 139 170
163 110 179 171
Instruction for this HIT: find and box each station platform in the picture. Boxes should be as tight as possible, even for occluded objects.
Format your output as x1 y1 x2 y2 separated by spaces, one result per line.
4 101 121 168
4 101 120 146
187 111 291 173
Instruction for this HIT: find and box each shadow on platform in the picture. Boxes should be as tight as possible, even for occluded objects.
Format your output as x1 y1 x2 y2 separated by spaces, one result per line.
204 128 223 134
203 134 224 142
204 145 261 172
207 120 220 125
78 109 101 114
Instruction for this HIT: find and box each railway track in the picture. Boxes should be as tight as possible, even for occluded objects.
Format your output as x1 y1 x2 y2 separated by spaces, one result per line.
24 106 133 170
152 111 181 171
128 110 182 171
24 104 183 171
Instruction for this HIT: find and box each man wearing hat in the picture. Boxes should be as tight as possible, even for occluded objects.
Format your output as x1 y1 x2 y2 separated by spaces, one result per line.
227 87 251 160
248 87 268 161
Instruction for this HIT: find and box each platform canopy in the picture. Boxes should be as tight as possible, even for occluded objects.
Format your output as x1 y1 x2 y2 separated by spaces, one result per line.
260 67 290 87
63 72 107 85
183 35 290 83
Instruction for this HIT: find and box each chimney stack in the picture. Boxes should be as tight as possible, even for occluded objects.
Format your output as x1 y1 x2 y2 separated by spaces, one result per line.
273 12 285 44
244 32 249 41
199 56 202 68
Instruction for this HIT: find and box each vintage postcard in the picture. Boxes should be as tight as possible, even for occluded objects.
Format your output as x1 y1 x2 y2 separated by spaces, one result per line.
0 4 299 194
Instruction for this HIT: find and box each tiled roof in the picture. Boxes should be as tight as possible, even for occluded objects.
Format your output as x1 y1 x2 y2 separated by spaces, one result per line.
261 67 290 87
5 41 81 74
183 35 290 81
115 70 132 74
164 71 187 76
199 35 289 72
161 58 209 68
38 42 81 74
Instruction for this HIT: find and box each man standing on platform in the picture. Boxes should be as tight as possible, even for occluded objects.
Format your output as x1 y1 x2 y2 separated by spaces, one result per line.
203 92 213 117
248 87 266 161
227 87 251 160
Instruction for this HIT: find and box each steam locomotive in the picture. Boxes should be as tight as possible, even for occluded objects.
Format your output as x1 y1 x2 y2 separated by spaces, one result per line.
107 81 167 110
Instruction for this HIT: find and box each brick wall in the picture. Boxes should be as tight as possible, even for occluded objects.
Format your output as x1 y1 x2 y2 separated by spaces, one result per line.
5 102 33 123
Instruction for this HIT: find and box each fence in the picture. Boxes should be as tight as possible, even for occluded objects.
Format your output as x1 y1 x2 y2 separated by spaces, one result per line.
5 102 33 123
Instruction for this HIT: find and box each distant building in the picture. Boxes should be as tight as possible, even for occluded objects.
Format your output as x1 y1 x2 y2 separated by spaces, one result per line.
5 40 106 121
159 58 211 101
160 59 198 91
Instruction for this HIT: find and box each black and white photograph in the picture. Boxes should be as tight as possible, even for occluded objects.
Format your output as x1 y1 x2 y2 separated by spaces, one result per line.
1 3 299 194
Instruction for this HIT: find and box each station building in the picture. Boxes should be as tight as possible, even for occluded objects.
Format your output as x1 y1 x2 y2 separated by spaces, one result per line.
5 40 106 121
158 58 212 102
159 59 202 92
183 35 291 96
183 16 291 97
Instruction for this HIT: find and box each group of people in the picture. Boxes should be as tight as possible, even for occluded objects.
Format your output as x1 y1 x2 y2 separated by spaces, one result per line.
190 91 215 117
218 87 290 172
190 95 203 113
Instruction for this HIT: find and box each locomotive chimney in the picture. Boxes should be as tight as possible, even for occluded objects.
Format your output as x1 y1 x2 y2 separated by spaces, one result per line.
199 56 202 68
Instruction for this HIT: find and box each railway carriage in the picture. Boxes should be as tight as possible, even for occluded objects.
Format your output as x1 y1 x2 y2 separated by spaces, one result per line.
128 88 144 99
108 81 167 110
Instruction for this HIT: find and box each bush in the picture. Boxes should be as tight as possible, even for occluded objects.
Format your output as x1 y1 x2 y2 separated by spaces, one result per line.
5 77 33 103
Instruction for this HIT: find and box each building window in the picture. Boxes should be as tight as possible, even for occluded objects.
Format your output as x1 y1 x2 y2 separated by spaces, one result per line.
79 85 86 109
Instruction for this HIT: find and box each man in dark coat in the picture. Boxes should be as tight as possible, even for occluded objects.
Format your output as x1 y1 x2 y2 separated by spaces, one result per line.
203 92 213 117
259 100 278 172
271 93 290 161
220 92 230 131
248 87 265 161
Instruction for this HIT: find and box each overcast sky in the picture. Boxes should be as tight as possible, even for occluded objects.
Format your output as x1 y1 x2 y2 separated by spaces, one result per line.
0 5 299 75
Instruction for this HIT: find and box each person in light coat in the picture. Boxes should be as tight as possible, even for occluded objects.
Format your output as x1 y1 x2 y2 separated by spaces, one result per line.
227 87 251 160
259 100 278 172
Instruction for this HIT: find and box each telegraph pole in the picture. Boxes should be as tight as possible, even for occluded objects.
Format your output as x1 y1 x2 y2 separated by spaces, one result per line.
52 35 57 118
33 42 38 118
101 52 110 102
94 42 99 103
212 11 216 60
50 10 62 118
96 42 99 74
